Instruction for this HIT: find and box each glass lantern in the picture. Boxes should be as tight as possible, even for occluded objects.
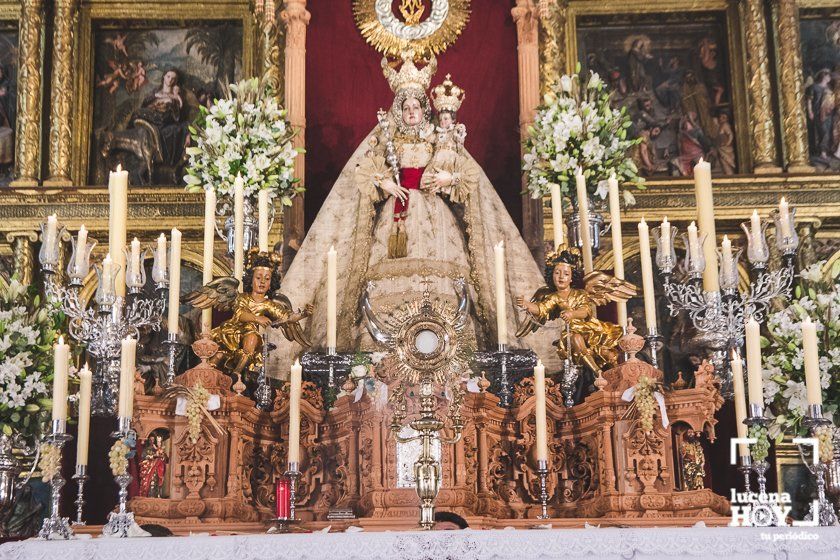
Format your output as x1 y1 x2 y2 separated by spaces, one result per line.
682 231 707 278
94 259 120 307
771 207 798 254
653 225 678 274
123 247 148 292
38 220 65 270
67 237 97 283
151 245 169 287
740 220 770 266
718 246 743 292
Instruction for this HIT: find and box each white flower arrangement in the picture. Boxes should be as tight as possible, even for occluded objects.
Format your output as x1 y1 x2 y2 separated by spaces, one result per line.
523 65 643 205
184 77 302 207
0 279 61 440
762 260 840 440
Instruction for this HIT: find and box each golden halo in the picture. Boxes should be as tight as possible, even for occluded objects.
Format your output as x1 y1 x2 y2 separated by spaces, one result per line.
353 0 471 58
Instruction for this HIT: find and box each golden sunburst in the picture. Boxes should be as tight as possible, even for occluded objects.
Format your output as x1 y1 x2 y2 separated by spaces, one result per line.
353 0 471 59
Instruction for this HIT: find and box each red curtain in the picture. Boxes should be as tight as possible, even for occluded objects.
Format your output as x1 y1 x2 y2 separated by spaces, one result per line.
305 1 522 230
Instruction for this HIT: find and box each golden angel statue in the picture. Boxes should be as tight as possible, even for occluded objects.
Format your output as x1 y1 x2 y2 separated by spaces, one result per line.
515 247 637 375
186 250 312 379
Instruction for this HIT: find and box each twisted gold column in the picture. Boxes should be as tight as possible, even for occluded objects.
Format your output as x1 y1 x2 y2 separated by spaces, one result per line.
280 0 309 265
775 0 814 173
6 232 38 287
10 0 45 188
741 0 782 173
44 0 81 187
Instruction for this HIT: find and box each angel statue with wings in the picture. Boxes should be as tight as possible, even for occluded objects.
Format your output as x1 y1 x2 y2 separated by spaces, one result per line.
186 249 313 380
515 247 637 376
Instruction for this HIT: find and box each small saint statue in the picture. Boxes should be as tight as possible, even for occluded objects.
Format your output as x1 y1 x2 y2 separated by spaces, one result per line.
186 249 313 380
138 433 168 498
515 246 636 375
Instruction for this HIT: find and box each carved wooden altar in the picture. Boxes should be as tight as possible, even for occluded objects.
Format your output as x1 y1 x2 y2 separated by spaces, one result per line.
129 342 729 528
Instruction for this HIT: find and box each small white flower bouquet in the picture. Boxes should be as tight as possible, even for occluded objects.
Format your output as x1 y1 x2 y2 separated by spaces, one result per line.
523 64 643 206
184 77 303 207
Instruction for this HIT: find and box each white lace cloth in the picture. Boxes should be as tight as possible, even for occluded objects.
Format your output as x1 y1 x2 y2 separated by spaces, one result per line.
2 526 840 560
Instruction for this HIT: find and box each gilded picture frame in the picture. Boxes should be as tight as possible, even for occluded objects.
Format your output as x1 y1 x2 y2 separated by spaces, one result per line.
563 0 751 176
70 0 257 187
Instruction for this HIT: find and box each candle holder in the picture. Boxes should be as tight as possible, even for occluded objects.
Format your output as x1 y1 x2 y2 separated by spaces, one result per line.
738 454 752 493
326 346 337 388
163 332 181 388
800 404 839 526
254 342 276 412
652 225 678 275
744 404 771 496
536 459 550 520
268 463 302 533
495 344 512 408
71 464 88 526
38 420 74 540
645 326 664 371
102 416 137 538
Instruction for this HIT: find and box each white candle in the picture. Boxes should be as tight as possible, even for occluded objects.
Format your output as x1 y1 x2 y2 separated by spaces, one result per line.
745 316 763 408
108 165 129 297
52 336 70 427
660 217 671 257
778 197 792 239
693 158 719 292
575 169 593 273
730 350 749 457
550 182 564 249
45 214 58 258
494 241 508 346
721 235 733 281
802 317 822 406
687 221 699 268
288 359 302 465
129 237 141 281
233 176 245 290
609 175 626 328
167 228 182 335
156 233 167 278
326 245 337 350
202 189 216 333
118 336 137 418
258 189 270 253
750 210 762 248
76 365 92 466
638 219 657 332
534 360 548 463
74 225 88 274
101 253 114 298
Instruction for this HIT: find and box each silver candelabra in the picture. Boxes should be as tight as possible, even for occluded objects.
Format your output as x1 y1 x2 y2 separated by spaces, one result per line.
653 208 798 398
102 416 137 537
38 419 74 540
39 219 169 416
799 405 839 526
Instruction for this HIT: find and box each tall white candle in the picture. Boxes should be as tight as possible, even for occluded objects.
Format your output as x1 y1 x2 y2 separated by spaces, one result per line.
494 241 508 346
129 237 141 281
660 217 671 257
233 176 245 290
288 359 302 465
687 221 699 267
550 182 564 249
45 214 58 258
534 360 548 463
609 175 626 327
156 234 167 279
693 158 719 292
108 165 129 297
202 189 216 333
258 189 270 253
638 219 657 332
778 197 792 239
721 235 733 281
52 336 70 426
745 316 763 408
118 336 137 418
76 365 92 466
575 169 594 273
802 317 822 406
326 246 337 350
731 350 749 457
74 225 88 274
167 228 182 335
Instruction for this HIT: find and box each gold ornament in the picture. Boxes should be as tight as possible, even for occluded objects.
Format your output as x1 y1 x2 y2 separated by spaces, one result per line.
382 49 437 95
431 74 465 113
354 0 471 58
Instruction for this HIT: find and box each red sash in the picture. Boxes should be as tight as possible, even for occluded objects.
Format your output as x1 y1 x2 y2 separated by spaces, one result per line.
393 167 424 220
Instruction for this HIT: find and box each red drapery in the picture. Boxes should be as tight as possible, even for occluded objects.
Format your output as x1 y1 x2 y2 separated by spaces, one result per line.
304 1 522 230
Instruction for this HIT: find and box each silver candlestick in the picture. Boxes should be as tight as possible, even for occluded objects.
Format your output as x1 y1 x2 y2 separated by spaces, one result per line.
71 464 88 525
800 405 839 526
268 462 302 533
536 459 550 520
38 420 74 540
102 416 137 538
738 454 752 493
162 332 180 387
496 344 512 408
645 326 664 371
745 403 771 496
254 342 276 411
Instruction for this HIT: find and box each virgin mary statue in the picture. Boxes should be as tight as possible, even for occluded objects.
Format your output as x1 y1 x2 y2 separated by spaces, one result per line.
271 52 561 371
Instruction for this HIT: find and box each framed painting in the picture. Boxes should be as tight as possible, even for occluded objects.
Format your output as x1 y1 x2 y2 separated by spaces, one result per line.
72 2 256 187
0 2 18 187
568 1 749 178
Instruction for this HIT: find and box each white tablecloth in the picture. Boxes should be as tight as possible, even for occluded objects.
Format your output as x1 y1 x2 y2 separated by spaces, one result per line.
2 526 840 560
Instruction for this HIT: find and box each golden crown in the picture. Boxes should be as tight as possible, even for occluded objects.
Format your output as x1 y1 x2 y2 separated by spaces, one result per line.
381 49 437 94
545 244 582 269
431 74 465 113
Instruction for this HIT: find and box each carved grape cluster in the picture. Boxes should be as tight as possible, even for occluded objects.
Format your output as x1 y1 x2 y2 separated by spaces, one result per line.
748 424 770 463
187 383 210 443
38 443 60 482
634 375 657 434
109 439 130 476
814 425 835 464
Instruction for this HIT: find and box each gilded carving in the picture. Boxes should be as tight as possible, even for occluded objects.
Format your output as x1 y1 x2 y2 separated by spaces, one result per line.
45 0 80 187
5 231 37 286
11 0 44 187
741 0 781 171
538 0 566 96
775 0 814 172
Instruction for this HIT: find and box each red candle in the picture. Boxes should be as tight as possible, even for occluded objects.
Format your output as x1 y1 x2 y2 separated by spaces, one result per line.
275 478 291 519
